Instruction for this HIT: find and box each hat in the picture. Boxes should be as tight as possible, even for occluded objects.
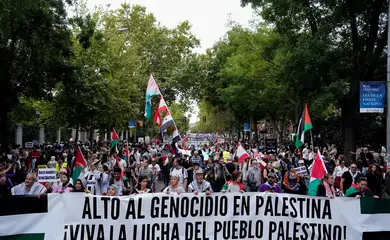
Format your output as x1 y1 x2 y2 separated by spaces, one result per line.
268 172 276 178
51 156 56 161
195 169 204 175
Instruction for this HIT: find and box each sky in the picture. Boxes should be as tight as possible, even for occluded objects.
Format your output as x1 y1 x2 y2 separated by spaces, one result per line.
86 0 254 123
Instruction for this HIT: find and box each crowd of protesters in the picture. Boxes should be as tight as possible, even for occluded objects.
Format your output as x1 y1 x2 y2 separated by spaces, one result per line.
0 140 388 200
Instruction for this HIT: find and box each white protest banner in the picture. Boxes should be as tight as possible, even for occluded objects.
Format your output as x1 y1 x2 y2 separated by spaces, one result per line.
37 168 57 182
1 193 390 240
25 142 34 148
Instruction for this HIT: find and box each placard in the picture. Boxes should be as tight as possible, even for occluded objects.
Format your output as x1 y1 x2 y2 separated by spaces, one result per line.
360 82 385 113
265 138 277 154
37 168 57 182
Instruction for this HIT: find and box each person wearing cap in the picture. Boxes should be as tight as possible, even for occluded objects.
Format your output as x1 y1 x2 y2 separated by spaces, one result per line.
188 169 212 195
259 172 282 193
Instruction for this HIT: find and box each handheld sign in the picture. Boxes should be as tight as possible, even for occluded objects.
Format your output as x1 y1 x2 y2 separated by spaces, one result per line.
37 168 57 182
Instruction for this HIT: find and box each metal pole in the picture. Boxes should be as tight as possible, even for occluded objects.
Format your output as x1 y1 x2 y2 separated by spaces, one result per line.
387 1 390 167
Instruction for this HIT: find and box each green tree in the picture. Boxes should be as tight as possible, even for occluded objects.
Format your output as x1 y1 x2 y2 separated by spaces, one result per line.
0 0 74 149
241 0 388 155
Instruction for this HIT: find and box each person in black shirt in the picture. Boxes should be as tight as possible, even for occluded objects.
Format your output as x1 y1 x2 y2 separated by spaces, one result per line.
341 164 363 194
0 174 11 196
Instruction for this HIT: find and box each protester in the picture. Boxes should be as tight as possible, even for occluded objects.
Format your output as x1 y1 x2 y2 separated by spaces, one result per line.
105 184 118 196
341 164 363 194
132 176 151 194
333 160 348 189
317 173 336 198
73 179 89 193
259 172 282 193
221 171 245 193
282 167 300 194
345 177 378 198
366 164 382 197
11 173 46 195
188 169 212 195
163 175 186 195
52 171 73 193
247 160 262 192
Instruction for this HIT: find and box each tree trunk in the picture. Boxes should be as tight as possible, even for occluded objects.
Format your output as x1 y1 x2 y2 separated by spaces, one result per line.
251 117 258 144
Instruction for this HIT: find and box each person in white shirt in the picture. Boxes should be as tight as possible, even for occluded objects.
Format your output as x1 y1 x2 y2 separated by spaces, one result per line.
148 158 161 192
170 157 188 190
333 160 348 189
302 145 310 160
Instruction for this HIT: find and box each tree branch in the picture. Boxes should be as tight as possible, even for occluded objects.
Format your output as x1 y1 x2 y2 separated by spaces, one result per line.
365 0 385 61
302 0 318 36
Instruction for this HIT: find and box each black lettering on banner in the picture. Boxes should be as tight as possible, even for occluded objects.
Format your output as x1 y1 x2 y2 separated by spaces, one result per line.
214 221 222 239
256 196 264 215
132 224 137 239
199 196 204 217
190 197 199 217
205 196 213 216
162 222 171 240
63 225 68 239
233 196 240 216
97 224 104 240
276 222 285 240
93 197 101 219
255 220 263 238
269 221 277 238
293 222 300 240
109 225 114 239
185 222 193 240
194 222 204 240
170 197 179 218
239 221 248 239
125 198 136 219
181 196 189 217
137 198 145 219
220 195 228 216
172 223 180 240
289 197 297 218
82 197 92 219
111 197 120 220
86 225 95 240
151 196 159 218
151 223 159 239
323 200 332 219
296 198 305 218
282 197 289 217
301 223 309 240
118 225 127 240
265 196 273 216
101 197 109 219
161 196 169 218
231 220 239 239
70 224 79 240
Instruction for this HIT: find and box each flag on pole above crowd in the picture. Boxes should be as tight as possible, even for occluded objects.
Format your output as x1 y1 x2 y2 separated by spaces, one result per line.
308 150 327 196
111 128 119 154
295 104 313 148
71 147 87 183
236 142 250 163
153 96 168 127
144 75 161 120
143 75 182 149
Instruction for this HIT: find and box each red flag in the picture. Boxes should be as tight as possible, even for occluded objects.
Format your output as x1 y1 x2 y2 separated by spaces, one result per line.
153 96 168 127
74 147 87 167
236 142 250 163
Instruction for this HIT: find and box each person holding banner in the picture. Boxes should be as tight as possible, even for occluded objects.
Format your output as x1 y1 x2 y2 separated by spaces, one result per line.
11 173 46 195
221 171 245 193
316 173 336 198
132 176 151 194
188 169 213 195
52 170 73 193
163 175 186 195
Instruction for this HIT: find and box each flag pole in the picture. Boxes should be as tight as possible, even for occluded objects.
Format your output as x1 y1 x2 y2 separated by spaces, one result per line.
310 129 314 151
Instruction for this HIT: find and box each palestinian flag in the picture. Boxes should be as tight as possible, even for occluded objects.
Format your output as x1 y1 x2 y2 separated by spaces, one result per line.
0 195 62 240
345 184 362 197
295 104 312 148
159 111 175 133
308 150 327 196
153 96 168 127
71 147 87 183
144 75 161 120
236 142 250 163
124 143 130 162
111 127 119 154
